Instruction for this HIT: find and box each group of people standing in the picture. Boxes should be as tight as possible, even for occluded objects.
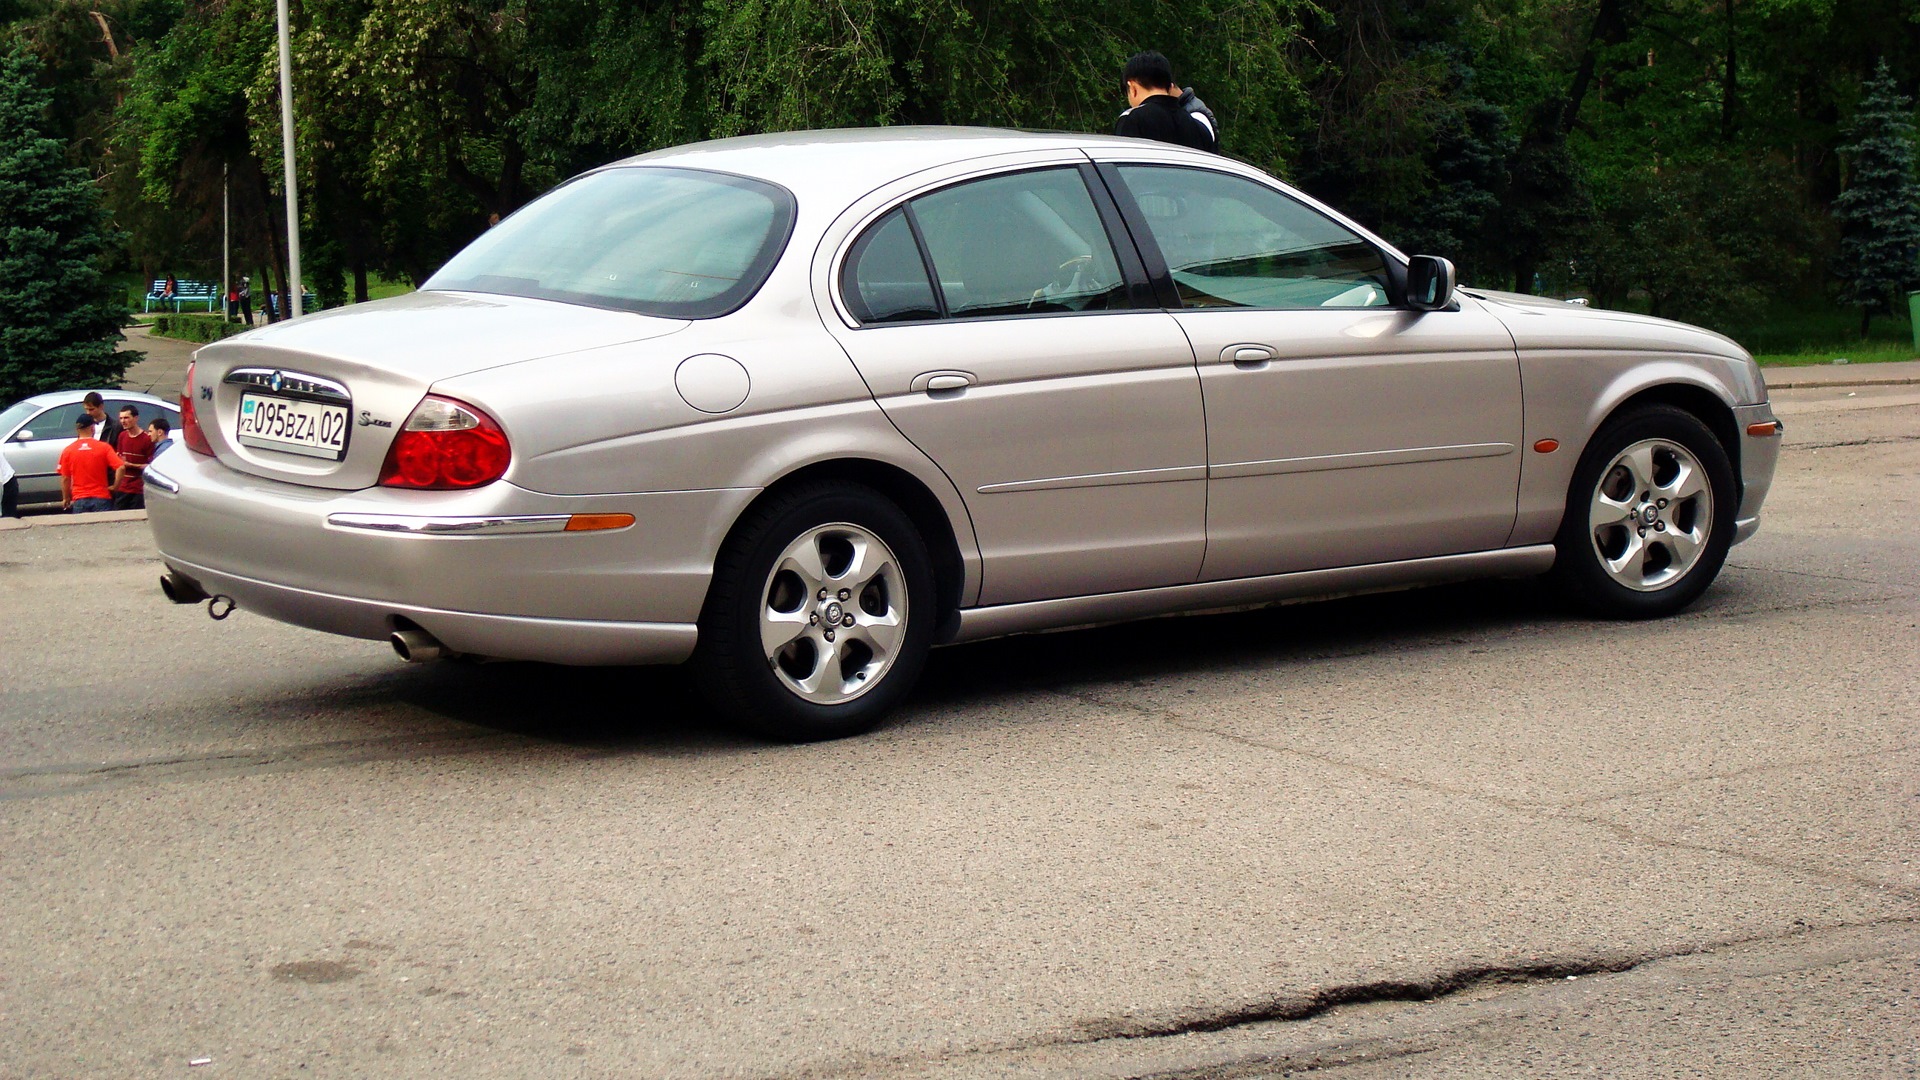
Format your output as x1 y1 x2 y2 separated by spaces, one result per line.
53 392 173 514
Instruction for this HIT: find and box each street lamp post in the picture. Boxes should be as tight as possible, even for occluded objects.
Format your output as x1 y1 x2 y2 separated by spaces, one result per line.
276 0 302 319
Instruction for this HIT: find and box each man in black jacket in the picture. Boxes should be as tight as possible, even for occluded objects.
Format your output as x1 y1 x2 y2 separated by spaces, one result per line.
1115 51 1217 153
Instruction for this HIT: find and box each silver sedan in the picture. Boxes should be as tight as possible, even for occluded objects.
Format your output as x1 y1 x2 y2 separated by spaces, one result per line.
145 128 1782 740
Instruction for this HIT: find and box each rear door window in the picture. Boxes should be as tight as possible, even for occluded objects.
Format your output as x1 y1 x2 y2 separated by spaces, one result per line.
909 168 1130 319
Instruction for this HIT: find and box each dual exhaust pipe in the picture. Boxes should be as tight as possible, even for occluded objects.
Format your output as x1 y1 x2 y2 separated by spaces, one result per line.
161 571 457 664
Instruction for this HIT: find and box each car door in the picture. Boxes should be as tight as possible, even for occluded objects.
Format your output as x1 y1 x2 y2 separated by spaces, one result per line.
6 402 86 503
1098 160 1523 581
826 164 1208 605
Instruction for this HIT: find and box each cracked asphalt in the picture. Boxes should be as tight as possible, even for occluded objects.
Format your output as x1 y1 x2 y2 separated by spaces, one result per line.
0 385 1914 1078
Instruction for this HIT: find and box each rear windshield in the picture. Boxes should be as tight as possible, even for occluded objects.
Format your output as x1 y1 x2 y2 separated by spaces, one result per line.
424 167 797 319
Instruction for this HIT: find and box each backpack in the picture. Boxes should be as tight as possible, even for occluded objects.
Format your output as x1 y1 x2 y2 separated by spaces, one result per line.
1180 88 1219 149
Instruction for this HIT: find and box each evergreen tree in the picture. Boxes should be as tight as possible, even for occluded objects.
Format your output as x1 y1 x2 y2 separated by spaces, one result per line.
0 49 126 406
1834 59 1920 339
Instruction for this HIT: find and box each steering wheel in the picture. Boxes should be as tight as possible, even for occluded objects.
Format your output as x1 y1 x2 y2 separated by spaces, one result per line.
1028 255 1098 310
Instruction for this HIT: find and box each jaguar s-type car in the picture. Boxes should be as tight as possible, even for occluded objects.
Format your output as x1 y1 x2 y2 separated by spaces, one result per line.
145 128 1782 740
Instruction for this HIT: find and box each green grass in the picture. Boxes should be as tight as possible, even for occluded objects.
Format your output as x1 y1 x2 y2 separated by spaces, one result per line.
365 273 414 301
1752 343 1918 367
1722 301 1912 354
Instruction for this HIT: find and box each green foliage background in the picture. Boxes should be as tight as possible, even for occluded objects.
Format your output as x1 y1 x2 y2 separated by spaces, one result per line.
7 0 1920 350
0 50 126 406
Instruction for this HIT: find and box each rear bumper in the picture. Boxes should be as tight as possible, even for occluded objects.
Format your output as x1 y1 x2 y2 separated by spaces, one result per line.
145 450 754 664
1732 403 1782 545
162 557 696 664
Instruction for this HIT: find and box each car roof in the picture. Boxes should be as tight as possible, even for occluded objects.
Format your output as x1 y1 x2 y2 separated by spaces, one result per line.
611 126 1222 202
7 388 179 410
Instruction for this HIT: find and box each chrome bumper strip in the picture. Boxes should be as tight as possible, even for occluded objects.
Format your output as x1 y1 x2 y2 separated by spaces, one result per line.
326 513 572 536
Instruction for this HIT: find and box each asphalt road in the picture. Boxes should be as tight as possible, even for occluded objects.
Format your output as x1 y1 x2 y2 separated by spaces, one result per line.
0 386 1914 1079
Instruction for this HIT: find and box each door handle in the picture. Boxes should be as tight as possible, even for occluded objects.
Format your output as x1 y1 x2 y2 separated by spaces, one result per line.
1222 344 1275 368
911 370 975 394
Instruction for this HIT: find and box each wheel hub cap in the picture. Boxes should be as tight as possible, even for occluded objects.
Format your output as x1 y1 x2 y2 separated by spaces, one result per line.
1587 437 1714 592
758 522 907 705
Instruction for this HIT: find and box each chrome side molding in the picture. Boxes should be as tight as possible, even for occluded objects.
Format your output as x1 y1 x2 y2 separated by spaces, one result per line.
326 513 572 536
946 545 1557 644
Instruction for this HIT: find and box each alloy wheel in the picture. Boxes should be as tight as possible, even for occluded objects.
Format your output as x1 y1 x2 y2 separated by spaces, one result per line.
1586 437 1714 592
758 522 909 705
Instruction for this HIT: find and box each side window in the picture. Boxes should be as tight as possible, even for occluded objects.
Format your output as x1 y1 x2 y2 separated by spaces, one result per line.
910 168 1129 318
843 208 939 324
15 404 83 441
1115 165 1392 310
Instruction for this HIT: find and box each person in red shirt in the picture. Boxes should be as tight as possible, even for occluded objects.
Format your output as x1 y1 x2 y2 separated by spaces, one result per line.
57 415 124 513
107 404 155 510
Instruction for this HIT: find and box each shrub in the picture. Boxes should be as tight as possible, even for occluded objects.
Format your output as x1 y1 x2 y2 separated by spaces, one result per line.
149 313 246 343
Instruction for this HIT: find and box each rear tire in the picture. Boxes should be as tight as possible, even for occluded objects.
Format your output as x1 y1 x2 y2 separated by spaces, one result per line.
1552 404 1736 618
692 483 935 741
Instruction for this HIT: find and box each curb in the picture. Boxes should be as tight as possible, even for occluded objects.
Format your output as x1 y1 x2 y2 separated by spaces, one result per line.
1761 375 1920 390
2 509 148 531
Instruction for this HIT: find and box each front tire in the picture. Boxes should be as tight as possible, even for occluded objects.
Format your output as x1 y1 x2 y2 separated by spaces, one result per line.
1553 404 1737 618
692 483 935 741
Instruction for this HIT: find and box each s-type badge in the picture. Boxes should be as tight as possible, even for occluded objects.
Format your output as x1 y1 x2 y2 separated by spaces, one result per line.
357 410 392 428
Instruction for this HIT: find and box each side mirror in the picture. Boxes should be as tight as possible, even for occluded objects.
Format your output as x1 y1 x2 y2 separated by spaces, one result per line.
1406 255 1456 311
12 430 31 442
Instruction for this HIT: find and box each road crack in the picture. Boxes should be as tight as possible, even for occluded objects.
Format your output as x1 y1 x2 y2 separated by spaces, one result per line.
1049 687 1920 902
0 729 532 802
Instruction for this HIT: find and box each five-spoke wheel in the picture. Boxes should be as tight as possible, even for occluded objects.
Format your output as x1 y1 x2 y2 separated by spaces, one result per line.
759 523 909 705
693 483 935 741
1554 405 1736 618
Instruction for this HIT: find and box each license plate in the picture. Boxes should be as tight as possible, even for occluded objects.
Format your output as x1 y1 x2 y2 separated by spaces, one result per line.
237 392 350 460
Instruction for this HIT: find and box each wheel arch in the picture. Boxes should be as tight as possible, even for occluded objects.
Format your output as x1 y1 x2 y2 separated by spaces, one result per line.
715 457 970 642
1592 379 1742 494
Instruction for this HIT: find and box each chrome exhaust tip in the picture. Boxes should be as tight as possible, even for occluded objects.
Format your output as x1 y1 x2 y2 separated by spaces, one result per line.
391 628 446 663
160 571 209 605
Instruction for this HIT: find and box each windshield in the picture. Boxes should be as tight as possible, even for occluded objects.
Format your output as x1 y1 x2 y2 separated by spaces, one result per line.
0 400 40 437
424 167 797 319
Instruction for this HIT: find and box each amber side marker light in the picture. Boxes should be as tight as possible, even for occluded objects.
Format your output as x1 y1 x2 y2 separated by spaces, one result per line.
1746 421 1782 437
565 514 635 532
1532 438 1560 453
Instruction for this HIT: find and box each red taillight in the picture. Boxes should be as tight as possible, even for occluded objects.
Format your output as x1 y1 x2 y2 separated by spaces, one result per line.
180 361 214 456
377 396 511 489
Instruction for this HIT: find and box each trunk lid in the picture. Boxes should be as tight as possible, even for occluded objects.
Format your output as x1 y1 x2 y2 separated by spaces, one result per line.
188 291 688 490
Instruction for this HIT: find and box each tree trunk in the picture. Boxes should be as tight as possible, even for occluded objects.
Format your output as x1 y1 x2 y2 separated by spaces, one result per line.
1562 0 1642 135
1862 306 1873 340
254 174 287 323
352 261 369 305
1721 0 1738 141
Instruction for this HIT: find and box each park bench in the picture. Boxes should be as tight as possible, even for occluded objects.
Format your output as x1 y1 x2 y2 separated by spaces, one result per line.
143 279 223 313
263 289 320 318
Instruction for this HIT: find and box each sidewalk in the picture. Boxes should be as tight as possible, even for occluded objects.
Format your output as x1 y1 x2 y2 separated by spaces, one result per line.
0 509 146 532
1760 358 1920 389
118 324 198 402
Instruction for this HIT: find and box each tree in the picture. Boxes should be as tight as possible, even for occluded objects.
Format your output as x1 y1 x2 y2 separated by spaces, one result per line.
1834 59 1920 338
0 50 126 406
